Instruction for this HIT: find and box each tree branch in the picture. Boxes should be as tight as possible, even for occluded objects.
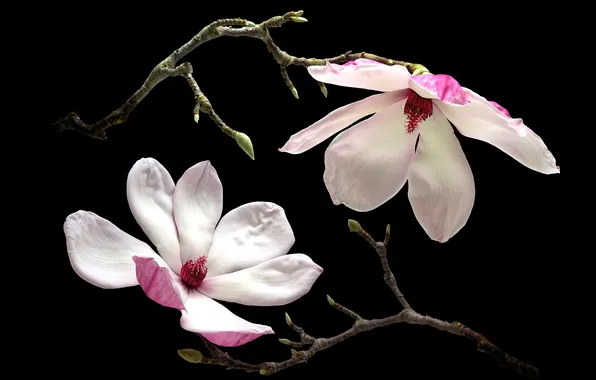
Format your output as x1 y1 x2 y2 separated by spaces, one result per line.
179 221 540 378
52 10 428 158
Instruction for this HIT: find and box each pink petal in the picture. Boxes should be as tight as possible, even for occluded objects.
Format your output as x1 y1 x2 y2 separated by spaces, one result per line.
127 158 181 273
64 210 162 289
307 59 411 92
323 100 418 211
279 90 408 154
199 254 323 306
407 112 475 243
132 256 187 310
180 292 274 347
436 89 559 174
206 202 295 277
409 74 468 105
173 161 223 265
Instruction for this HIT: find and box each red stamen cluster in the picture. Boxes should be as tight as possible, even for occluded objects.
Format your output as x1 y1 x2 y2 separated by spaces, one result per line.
180 256 208 288
404 89 433 133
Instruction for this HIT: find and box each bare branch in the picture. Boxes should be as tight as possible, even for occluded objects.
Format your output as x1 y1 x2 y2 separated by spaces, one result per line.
181 222 540 378
53 10 428 159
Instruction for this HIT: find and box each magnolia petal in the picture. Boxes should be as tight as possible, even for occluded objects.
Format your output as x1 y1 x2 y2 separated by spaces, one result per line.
407 113 475 243
409 74 468 105
488 100 511 117
132 256 187 310
127 158 181 273
279 90 408 154
173 161 224 264
437 89 559 174
307 59 411 92
64 210 162 289
199 254 323 306
323 100 418 212
180 292 274 347
206 202 295 277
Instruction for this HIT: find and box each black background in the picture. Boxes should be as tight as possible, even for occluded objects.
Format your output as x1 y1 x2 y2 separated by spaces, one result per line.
48 2 564 378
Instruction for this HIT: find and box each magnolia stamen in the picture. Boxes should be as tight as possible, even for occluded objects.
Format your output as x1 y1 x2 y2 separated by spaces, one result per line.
404 89 433 133
180 256 208 288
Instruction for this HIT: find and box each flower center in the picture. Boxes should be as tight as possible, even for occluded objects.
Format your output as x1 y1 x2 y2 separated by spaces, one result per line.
404 89 433 133
180 256 208 288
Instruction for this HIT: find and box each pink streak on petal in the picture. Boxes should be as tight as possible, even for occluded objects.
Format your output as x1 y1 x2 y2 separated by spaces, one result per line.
133 256 186 310
410 74 467 105
488 100 511 117
200 330 272 347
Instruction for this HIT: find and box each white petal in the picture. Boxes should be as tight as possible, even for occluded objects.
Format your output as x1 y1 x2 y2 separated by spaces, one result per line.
173 161 223 264
323 100 418 211
206 202 295 277
308 60 411 92
436 88 559 174
407 112 475 243
279 90 407 154
64 211 163 289
127 158 181 273
199 254 323 306
180 292 274 347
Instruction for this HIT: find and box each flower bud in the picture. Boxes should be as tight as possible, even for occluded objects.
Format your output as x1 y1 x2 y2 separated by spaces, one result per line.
291 17 308 23
235 132 255 160
178 349 203 363
326 294 336 306
347 219 362 233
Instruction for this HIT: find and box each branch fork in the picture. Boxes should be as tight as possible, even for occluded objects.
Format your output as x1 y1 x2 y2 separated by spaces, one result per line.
52 10 426 159
179 220 539 377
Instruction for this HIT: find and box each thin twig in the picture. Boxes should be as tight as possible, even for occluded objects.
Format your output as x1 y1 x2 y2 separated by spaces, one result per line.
181 222 540 378
52 10 428 158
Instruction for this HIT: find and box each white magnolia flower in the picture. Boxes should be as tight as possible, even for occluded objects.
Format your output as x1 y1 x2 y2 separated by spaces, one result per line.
64 158 323 347
280 59 559 242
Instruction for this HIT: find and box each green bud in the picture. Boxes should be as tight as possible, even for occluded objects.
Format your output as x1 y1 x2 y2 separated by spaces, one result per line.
386 224 390 236
244 20 256 27
318 82 328 98
285 312 293 326
235 132 255 160
290 17 308 23
290 87 299 99
193 113 199 123
295 10 304 16
326 294 336 306
178 348 203 363
259 369 270 375
347 219 362 233
411 64 431 76
278 338 293 345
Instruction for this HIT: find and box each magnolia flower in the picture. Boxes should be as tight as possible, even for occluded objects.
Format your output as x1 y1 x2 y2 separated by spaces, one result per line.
280 59 559 242
64 158 323 347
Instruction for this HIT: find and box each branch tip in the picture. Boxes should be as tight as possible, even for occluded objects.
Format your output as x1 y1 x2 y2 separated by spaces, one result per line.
347 219 362 233
317 82 328 98
234 132 255 160
290 17 308 23
285 312 293 327
326 294 336 306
